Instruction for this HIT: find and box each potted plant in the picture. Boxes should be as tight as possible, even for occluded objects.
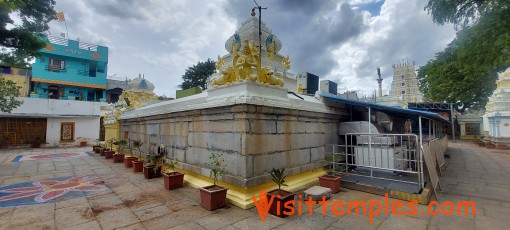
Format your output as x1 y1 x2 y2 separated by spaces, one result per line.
112 139 126 163
199 153 228 211
99 143 106 156
132 139 144 173
104 138 116 159
93 138 102 152
31 137 44 148
318 153 343 194
143 155 163 179
267 168 295 218
124 139 138 168
163 159 185 190
77 137 88 147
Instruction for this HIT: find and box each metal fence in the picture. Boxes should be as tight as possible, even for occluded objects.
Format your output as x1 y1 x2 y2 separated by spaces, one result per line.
328 133 424 189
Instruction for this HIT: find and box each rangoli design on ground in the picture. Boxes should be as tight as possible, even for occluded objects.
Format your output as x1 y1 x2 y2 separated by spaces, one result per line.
0 175 117 207
10 152 93 162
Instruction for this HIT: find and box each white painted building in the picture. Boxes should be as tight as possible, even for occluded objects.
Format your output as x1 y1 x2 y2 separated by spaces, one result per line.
0 97 106 147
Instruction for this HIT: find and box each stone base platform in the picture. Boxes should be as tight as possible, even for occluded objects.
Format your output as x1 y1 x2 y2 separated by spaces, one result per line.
176 167 325 209
340 180 433 205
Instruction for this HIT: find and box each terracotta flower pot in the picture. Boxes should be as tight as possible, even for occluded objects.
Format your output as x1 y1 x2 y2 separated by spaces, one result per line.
99 148 106 156
124 156 138 168
163 172 185 190
113 153 125 163
104 150 115 159
200 185 228 211
267 189 295 218
132 161 144 173
478 142 486 147
143 165 162 179
318 174 341 194
486 143 496 149
80 141 87 147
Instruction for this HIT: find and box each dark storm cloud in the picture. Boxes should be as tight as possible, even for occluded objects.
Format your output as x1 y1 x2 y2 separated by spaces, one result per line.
224 0 365 77
88 0 145 20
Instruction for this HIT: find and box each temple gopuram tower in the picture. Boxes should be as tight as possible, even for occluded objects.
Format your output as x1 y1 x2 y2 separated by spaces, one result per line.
484 67 510 148
389 60 424 103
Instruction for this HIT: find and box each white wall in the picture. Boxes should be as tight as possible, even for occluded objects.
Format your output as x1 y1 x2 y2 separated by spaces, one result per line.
46 117 100 146
0 97 104 117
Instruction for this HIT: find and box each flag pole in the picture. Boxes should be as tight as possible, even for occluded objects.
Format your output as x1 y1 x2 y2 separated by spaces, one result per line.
64 20 69 39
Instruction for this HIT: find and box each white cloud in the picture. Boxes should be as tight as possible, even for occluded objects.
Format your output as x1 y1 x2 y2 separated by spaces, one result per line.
328 0 455 95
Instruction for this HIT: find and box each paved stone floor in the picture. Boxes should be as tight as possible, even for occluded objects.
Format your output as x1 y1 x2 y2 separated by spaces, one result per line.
0 141 508 230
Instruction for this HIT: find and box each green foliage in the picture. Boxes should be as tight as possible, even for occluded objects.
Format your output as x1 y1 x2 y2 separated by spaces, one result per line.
164 160 179 174
0 0 57 66
107 138 116 151
0 77 23 113
179 59 216 90
420 1 510 113
132 139 144 159
118 139 127 153
270 168 287 191
207 153 226 186
324 153 345 175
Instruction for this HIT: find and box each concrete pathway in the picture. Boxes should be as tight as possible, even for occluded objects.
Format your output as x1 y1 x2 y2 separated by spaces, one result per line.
0 141 508 230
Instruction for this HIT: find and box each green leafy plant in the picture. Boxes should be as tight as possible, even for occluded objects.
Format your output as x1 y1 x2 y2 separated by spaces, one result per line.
270 168 287 191
323 152 346 175
0 77 23 113
132 139 144 160
118 139 127 153
164 160 179 174
207 153 226 187
106 138 116 151
146 155 164 173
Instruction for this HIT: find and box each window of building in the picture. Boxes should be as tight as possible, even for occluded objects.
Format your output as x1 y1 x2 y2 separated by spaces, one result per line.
401 90 405 95
48 58 65 71
401 82 405 86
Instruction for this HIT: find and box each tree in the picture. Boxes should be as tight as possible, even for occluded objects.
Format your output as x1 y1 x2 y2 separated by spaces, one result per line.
179 59 216 90
0 0 57 66
419 1 510 113
0 77 23 113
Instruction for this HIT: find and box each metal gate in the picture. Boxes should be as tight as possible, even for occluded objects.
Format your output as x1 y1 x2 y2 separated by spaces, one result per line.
328 133 424 189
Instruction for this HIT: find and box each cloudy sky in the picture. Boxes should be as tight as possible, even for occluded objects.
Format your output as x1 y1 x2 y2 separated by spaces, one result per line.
48 0 456 97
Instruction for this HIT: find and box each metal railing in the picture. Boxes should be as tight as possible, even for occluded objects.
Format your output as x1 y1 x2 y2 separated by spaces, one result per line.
45 66 66 72
78 41 98 52
328 133 424 189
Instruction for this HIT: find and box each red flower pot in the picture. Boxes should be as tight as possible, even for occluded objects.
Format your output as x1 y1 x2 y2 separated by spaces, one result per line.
113 153 125 163
104 150 115 159
199 185 228 211
318 175 341 194
132 161 143 173
124 156 138 168
163 172 185 190
99 148 106 156
267 189 295 218
80 141 87 147
143 166 162 179
93 146 101 153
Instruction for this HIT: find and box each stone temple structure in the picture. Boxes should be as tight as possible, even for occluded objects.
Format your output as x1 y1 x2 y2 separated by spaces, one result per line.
106 15 345 208
483 67 510 147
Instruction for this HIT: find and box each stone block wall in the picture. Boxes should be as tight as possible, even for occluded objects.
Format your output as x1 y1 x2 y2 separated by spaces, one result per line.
120 104 345 188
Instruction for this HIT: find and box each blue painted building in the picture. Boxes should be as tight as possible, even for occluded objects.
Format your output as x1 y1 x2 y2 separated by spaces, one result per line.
31 36 108 101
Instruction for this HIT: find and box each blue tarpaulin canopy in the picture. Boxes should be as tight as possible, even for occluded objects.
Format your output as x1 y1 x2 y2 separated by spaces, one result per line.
320 93 451 124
